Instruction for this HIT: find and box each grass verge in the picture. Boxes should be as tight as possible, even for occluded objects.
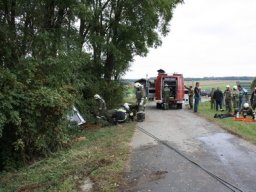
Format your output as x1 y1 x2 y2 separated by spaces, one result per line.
0 123 136 192
198 101 256 143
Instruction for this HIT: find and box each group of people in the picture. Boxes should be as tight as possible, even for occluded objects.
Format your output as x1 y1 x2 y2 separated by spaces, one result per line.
93 82 146 124
185 82 256 119
210 85 256 119
93 83 256 123
93 94 132 124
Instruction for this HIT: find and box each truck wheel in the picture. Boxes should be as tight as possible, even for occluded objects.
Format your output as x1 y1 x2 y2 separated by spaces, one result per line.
177 104 183 109
156 103 161 109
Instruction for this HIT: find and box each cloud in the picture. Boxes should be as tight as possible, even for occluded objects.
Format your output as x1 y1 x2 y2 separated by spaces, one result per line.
124 0 256 79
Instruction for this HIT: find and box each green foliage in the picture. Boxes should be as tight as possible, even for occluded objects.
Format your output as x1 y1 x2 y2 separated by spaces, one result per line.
78 0 183 80
0 0 182 170
0 65 75 170
251 77 256 89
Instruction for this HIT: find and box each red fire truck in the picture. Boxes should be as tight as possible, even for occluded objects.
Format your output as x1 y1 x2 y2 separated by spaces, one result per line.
155 72 185 109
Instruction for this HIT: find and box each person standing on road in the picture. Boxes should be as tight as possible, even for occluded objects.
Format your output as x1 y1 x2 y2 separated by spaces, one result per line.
224 85 232 113
134 82 146 121
185 85 194 109
163 84 170 110
232 85 239 114
210 88 215 110
193 82 201 112
213 87 224 111
134 82 146 111
250 86 256 110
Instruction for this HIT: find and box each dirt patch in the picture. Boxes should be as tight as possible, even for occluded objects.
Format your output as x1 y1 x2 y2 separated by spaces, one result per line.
120 170 168 191
149 170 168 181
80 177 93 192
18 182 49 192
97 158 112 166
82 123 102 130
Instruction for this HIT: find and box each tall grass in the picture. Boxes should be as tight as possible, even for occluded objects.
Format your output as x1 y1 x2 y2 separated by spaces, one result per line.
0 123 136 192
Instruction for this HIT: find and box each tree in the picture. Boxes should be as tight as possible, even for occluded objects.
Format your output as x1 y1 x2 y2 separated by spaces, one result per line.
0 0 82 170
78 0 183 81
0 0 182 170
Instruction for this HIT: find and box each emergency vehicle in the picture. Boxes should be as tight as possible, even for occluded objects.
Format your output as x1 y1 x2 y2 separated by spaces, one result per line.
155 72 185 109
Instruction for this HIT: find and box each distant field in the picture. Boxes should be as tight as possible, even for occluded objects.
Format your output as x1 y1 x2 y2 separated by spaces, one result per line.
185 80 239 90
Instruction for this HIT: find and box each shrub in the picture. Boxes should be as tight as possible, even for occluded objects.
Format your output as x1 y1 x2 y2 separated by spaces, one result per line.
0 68 74 170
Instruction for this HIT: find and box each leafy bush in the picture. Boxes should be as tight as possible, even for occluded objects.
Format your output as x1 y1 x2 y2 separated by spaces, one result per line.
0 67 74 170
76 79 125 121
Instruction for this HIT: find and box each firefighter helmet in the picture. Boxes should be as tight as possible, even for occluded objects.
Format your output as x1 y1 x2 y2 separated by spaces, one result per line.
243 103 249 108
94 94 101 100
123 103 130 110
134 82 141 88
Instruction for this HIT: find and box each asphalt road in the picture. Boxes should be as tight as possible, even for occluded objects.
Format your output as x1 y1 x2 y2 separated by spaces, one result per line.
120 102 256 192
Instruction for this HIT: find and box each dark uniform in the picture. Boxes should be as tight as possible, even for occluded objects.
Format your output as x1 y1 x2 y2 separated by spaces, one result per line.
112 105 131 124
210 88 215 110
250 89 256 110
224 88 232 113
163 85 170 109
213 88 223 111
193 83 201 112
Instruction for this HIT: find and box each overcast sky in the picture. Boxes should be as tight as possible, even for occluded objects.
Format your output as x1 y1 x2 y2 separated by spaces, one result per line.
123 0 256 79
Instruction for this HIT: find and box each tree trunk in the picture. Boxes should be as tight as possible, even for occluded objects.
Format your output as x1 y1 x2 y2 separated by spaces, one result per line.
104 53 114 81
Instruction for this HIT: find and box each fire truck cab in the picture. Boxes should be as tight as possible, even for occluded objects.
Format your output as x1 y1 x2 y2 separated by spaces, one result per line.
155 72 185 109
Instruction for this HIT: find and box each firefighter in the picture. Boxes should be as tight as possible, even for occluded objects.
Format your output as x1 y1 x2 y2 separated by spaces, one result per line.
134 82 146 110
112 103 133 124
184 85 193 109
94 94 107 117
163 83 170 110
232 85 239 114
224 85 232 113
250 87 256 110
188 86 194 109
240 103 255 119
134 82 146 121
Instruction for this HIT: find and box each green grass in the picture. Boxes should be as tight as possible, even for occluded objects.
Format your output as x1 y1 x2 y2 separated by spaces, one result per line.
123 86 136 104
0 123 136 192
198 101 256 143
